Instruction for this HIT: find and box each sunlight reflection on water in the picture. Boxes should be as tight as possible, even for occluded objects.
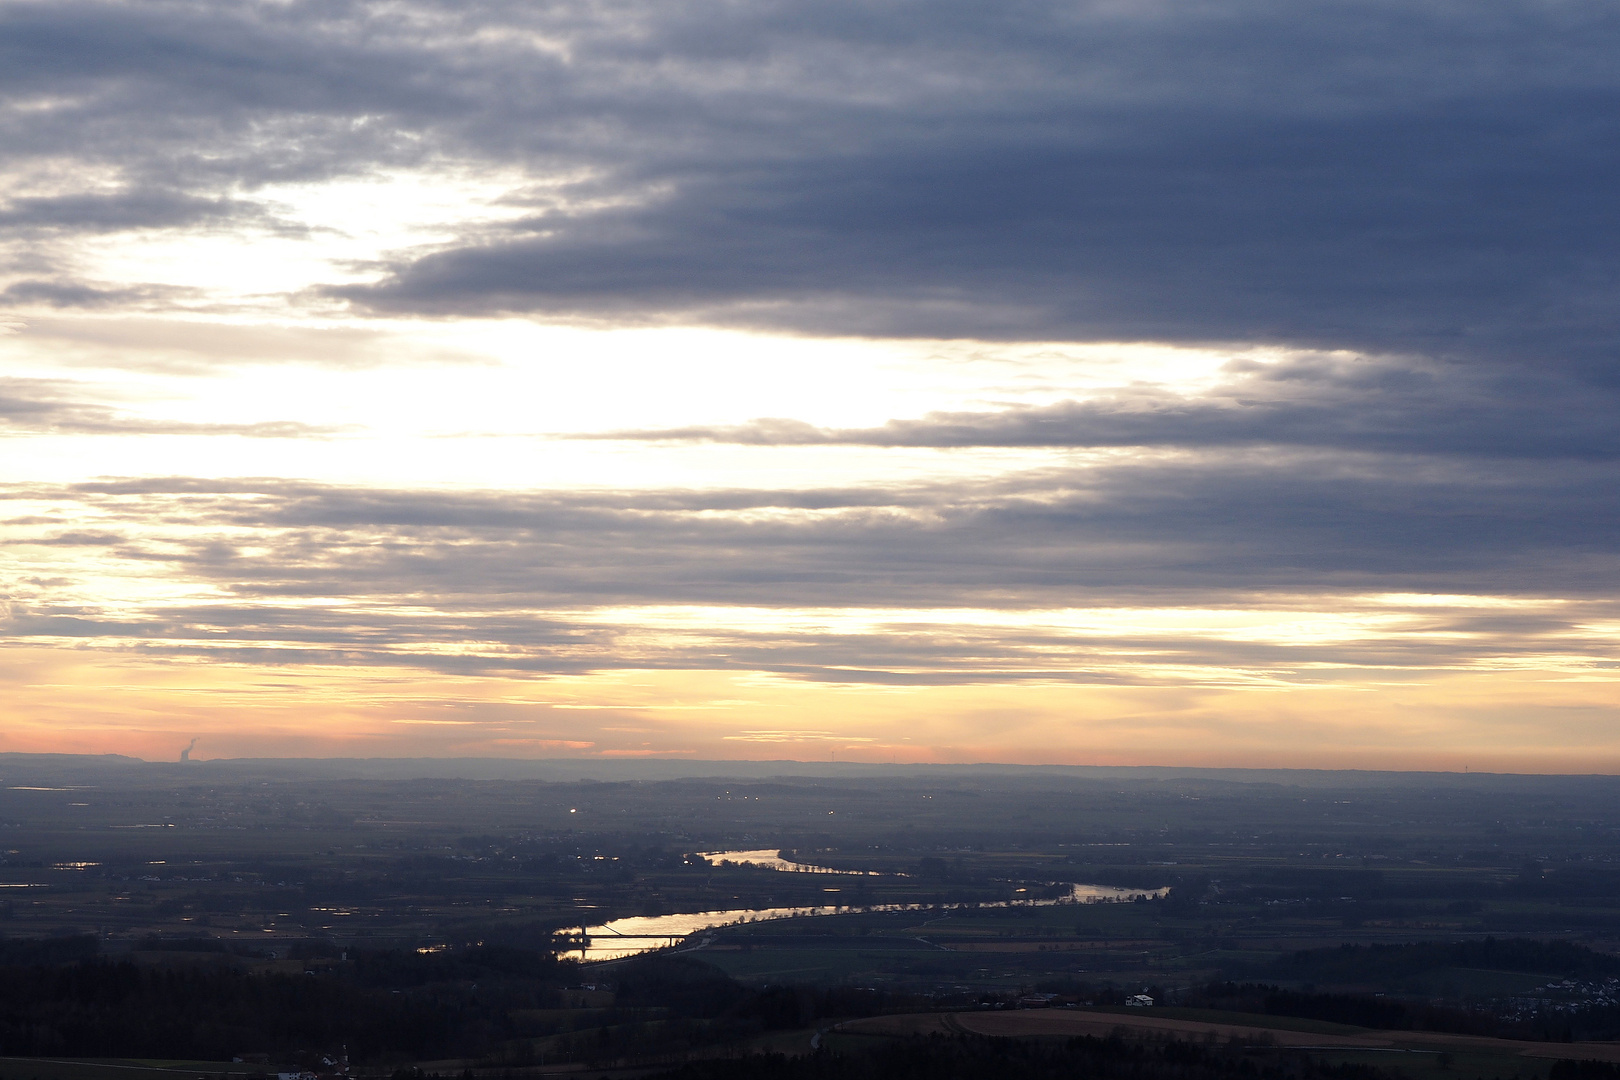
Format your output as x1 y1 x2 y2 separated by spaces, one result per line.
557 850 1167 961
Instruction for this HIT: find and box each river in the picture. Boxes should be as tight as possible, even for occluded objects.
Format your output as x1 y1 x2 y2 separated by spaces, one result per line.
699 848 884 875
557 849 1167 962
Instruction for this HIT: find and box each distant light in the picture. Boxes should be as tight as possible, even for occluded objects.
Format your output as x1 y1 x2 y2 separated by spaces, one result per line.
569 808 577 813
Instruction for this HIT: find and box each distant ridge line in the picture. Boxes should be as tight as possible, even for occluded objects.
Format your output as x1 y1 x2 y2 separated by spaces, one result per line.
1 752 1617 787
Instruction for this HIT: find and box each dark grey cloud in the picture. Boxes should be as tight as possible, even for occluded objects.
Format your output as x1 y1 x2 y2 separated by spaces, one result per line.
4 0 1618 370
0 377 344 437
0 191 249 233
347 102 1620 367
42 456 1617 607
585 355 1620 460
0 280 194 309
0 2 448 180
329 2 1620 373
14 454 1620 591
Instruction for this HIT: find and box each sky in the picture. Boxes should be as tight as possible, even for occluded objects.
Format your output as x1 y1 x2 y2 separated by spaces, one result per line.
1 0 1617 770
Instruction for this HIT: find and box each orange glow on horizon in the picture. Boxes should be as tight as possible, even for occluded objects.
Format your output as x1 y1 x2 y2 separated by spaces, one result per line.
2 647 1616 773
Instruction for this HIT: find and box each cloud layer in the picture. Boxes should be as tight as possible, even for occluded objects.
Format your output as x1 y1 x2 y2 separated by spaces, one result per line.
1 0 1617 761
2 0 1617 358
5 466 1616 687
584 354 1620 460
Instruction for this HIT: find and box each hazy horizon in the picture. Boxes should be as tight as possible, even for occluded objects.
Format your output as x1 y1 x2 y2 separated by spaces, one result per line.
9 750 1619 784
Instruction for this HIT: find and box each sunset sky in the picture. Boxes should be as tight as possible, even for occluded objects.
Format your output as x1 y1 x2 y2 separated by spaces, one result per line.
2 0 1617 769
